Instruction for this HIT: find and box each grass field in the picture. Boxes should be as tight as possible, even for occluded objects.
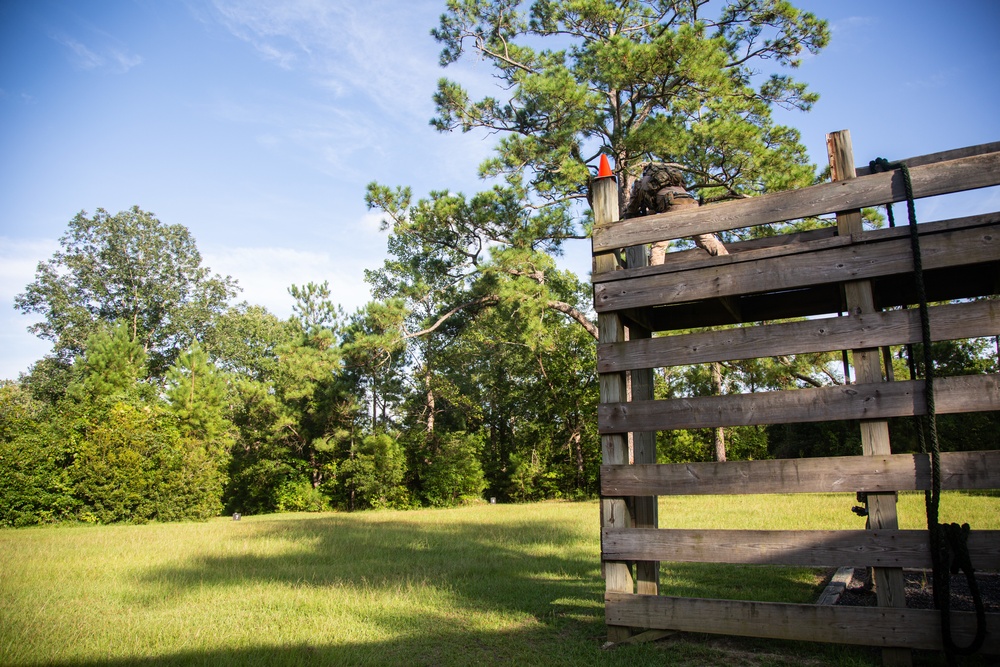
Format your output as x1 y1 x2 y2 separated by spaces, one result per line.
1 492 997 666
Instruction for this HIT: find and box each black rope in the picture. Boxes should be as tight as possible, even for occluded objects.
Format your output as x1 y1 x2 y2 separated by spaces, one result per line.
870 158 987 659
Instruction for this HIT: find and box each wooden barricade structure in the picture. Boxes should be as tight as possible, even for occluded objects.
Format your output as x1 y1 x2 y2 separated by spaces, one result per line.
592 131 1000 663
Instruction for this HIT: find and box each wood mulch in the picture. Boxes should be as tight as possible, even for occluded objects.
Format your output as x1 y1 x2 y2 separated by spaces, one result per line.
835 568 1000 612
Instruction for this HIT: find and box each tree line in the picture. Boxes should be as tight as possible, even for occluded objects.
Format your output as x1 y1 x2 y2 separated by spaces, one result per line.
3 1 996 526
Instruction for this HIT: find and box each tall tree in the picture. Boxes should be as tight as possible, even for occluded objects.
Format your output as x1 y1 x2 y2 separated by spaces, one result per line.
432 0 828 208
165 343 233 461
272 282 356 491
15 206 238 380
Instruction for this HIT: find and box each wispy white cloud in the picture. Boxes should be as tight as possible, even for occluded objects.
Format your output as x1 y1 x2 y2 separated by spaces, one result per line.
50 31 142 73
204 243 378 317
209 0 441 123
53 33 105 69
0 237 58 302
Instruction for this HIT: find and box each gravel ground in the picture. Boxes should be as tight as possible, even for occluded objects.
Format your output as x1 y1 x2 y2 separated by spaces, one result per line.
836 568 1000 612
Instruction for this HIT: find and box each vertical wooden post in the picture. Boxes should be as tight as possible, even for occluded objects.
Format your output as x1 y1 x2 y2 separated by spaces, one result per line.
827 130 911 667
593 172 634 643
625 245 659 597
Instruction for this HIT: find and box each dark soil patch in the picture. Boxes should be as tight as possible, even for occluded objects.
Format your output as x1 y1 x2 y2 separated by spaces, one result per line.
837 568 1000 612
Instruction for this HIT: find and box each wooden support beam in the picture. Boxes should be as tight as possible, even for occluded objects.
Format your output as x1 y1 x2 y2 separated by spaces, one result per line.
601 450 1000 497
605 594 1000 653
593 171 633 644
602 528 1000 570
598 299 999 372
624 245 658 598
593 145 1000 252
598 374 999 432
593 223 999 312
828 129 908 667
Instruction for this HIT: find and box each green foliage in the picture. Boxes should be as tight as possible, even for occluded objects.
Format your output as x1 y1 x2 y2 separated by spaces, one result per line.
14 206 237 378
68 401 224 523
273 479 330 512
166 343 234 460
432 0 829 204
202 303 295 381
69 322 147 400
0 383 77 526
338 433 410 511
421 431 487 507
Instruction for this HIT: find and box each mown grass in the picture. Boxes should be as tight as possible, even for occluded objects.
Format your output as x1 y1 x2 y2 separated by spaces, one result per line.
1 492 997 667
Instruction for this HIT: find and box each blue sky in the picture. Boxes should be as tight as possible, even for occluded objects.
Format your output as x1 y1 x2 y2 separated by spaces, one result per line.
2 0 998 381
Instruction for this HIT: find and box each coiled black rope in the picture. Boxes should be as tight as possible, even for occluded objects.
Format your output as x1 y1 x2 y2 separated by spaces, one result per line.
870 158 987 659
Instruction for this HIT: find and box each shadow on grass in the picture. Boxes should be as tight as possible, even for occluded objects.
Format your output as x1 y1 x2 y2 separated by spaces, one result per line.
26 508 893 667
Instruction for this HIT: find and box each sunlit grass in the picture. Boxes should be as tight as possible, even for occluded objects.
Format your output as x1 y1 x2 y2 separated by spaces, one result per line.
1 494 996 666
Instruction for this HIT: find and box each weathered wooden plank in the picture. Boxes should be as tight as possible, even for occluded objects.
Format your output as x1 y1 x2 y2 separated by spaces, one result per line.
855 141 1000 176
594 224 999 312
598 374 1000 433
600 450 1000 496
592 150 1000 253
604 593 1000 652
592 171 633 643
598 300 1000 372
601 528 1000 570
828 130 908 646
594 210 998 284
625 242 660 597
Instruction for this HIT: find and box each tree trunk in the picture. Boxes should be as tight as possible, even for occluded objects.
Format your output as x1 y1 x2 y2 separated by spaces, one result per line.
711 361 726 463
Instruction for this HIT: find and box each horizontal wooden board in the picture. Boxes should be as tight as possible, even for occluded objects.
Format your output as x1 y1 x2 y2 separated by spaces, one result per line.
604 593 1000 652
598 300 1000 372
595 211 998 284
602 528 1000 570
592 149 1000 252
855 141 1000 176
598 374 999 433
594 224 999 312
600 450 1000 496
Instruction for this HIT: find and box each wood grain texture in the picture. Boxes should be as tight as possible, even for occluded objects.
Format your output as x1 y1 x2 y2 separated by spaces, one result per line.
855 141 1000 176
601 528 1000 569
592 173 633 641
600 450 1000 496
604 593 1000 652
597 300 1000 372
594 212 998 284
594 224 998 312
598 374 999 433
592 147 1000 253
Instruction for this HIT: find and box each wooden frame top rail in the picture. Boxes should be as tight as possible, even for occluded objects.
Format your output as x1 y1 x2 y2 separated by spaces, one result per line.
600 450 1000 496
591 145 1000 254
855 141 1000 176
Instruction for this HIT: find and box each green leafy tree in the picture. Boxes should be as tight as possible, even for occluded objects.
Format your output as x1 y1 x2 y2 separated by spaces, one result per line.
420 431 487 507
432 0 828 206
68 401 223 523
202 303 294 382
68 322 147 401
165 343 234 461
342 300 409 431
0 382 78 526
271 282 355 494
15 206 238 383
338 432 410 511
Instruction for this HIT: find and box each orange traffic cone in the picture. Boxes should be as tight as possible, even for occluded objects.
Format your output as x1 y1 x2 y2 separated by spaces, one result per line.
598 154 613 178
